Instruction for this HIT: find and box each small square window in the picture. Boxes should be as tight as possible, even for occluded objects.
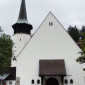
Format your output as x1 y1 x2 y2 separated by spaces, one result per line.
9 81 12 84
49 22 53 26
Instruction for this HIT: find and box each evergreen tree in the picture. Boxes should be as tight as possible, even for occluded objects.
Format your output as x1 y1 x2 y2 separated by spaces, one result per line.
76 25 85 70
80 25 85 39
0 26 3 32
67 25 80 42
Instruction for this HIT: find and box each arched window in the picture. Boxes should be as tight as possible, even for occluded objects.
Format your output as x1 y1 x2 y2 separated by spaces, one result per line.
31 80 34 84
64 79 68 84
37 79 40 84
70 79 73 84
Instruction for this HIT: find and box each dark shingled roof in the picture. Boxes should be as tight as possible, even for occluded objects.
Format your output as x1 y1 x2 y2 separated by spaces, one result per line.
0 67 16 80
17 0 29 24
18 0 27 20
39 60 66 76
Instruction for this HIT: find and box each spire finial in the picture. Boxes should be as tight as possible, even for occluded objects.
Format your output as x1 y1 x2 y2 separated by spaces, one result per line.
17 0 28 23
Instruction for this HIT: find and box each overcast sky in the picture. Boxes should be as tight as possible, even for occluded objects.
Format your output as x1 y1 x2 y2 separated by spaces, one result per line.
0 0 85 36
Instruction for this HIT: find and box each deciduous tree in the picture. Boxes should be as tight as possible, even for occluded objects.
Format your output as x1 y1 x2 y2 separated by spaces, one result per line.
76 33 85 70
0 28 13 74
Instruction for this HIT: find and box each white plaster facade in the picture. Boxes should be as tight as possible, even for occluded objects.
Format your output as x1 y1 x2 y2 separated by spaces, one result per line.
0 81 15 85
12 12 85 85
13 34 31 57
6 81 15 85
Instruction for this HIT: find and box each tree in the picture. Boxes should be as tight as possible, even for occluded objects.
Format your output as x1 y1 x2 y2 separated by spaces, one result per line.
0 26 3 32
0 28 13 74
76 33 85 70
67 25 80 42
80 25 85 40
80 25 85 33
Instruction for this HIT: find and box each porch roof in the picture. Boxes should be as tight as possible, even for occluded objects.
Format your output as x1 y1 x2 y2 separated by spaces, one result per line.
39 59 66 76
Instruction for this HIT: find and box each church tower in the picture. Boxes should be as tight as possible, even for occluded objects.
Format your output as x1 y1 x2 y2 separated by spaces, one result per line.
12 0 33 57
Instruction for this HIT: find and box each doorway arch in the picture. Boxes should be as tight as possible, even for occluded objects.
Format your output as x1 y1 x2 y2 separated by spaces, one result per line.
46 77 59 85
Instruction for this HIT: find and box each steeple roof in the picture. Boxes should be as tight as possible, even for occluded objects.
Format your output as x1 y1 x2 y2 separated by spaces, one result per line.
17 0 28 24
12 0 33 35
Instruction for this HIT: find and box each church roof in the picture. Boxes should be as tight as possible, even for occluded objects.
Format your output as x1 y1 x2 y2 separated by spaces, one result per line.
12 0 33 35
0 67 16 80
0 73 10 80
17 0 28 24
39 60 66 76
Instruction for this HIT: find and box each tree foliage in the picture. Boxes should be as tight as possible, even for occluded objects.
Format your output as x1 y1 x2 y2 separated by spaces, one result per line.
0 26 3 32
76 36 85 62
0 29 13 74
80 25 85 39
76 33 85 70
67 25 85 70
67 25 80 42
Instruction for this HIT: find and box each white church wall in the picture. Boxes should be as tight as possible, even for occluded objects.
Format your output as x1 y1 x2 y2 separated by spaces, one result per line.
64 76 85 85
12 12 85 85
31 78 41 85
6 81 16 85
13 34 31 57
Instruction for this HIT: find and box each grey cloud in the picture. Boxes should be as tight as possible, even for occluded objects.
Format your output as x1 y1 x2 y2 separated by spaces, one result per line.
0 0 85 35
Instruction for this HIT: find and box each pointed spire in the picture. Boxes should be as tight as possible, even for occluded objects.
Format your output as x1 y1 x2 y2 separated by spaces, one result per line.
17 0 28 23
12 0 33 35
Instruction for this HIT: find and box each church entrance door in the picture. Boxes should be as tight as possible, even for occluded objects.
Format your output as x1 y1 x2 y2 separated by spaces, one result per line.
46 78 59 85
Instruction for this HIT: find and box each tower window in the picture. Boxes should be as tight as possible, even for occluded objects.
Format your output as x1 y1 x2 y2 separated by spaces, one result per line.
31 80 34 84
70 79 73 84
49 22 53 26
20 38 21 41
64 79 68 84
37 79 40 84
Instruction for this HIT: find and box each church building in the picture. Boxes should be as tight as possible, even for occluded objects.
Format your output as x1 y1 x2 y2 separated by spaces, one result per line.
11 0 85 85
